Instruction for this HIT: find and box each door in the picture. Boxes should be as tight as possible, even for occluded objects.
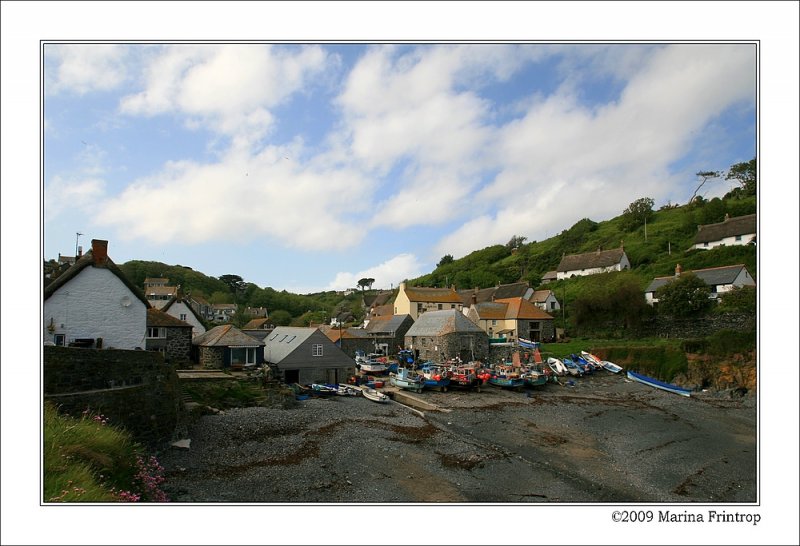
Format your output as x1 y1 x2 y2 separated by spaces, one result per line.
326 369 338 385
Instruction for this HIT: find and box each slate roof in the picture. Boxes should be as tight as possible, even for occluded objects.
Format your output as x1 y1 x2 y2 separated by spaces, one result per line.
242 318 272 330
192 325 263 347
557 247 627 273
403 286 463 304
321 326 370 342
145 286 178 297
405 310 484 337
530 289 554 304
365 314 412 334
147 308 192 328
471 302 508 320
44 244 151 308
644 264 753 293
693 214 756 244
364 290 395 308
262 327 319 362
458 282 531 306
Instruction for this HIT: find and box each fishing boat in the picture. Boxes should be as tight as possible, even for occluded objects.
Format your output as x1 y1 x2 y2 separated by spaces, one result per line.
546 357 569 376
488 365 525 389
561 357 582 376
580 351 604 368
627 370 691 397
522 367 548 388
419 363 451 392
361 387 389 403
389 367 425 393
448 365 483 391
572 354 594 374
359 360 389 374
518 337 539 350
310 384 338 397
336 384 360 396
601 360 623 373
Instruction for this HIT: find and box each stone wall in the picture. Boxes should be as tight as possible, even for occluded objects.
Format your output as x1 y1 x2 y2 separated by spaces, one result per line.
635 312 756 339
409 333 489 363
165 327 192 364
43 346 181 447
198 346 224 368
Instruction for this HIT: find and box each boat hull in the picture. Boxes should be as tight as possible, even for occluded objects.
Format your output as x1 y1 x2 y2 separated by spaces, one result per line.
627 371 690 397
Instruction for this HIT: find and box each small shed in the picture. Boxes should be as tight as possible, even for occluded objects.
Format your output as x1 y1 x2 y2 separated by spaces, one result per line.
192 325 264 370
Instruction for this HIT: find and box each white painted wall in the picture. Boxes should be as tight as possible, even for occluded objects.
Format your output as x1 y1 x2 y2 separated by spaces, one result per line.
694 232 756 250
165 300 207 338
44 267 147 349
557 259 629 280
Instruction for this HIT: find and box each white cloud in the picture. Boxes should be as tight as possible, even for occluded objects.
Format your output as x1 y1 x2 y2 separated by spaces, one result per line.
436 44 756 258
46 44 128 95
120 45 330 147
323 253 424 292
45 175 105 222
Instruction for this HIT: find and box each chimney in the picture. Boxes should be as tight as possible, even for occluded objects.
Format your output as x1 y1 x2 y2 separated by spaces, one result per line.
471 293 477 305
77 246 83 257
91 239 108 265
675 264 682 277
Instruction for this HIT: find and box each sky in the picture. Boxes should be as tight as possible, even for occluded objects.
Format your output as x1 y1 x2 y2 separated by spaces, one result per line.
42 42 757 294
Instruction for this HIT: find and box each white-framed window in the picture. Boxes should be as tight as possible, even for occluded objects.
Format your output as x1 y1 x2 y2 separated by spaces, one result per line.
231 347 256 365
491 319 497 326
147 327 166 339
312 344 323 357
735 235 742 242
438 304 443 310
180 313 187 321
54 334 66 346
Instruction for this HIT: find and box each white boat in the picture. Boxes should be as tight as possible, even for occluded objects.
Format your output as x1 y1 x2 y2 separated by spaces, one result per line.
336 384 360 396
601 360 624 373
546 357 569 376
362 387 389 403
359 360 388 374
580 351 604 367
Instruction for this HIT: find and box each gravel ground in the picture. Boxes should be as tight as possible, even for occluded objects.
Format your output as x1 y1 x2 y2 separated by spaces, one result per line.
159 372 757 503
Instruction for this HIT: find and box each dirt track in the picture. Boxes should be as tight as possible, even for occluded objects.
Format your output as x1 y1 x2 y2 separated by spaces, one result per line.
160 372 757 503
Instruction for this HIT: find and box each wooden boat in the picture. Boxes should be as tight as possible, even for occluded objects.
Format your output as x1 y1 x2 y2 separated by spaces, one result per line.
561 357 582 376
488 365 525 389
359 360 388 374
572 354 594 374
419 363 451 392
522 368 548 387
448 365 482 391
580 351 604 368
310 384 338 396
336 384 360 396
627 371 691 397
601 360 623 373
389 367 425 393
518 337 539 350
546 357 569 376
362 387 389 403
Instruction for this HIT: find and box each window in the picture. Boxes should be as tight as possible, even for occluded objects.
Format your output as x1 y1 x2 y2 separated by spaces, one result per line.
180 313 187 321
735 235 742 242
312 344 323 357
147 327 166 338
491 319 497 326
231 347 256 365
54 334 65 346
550 302 556 310
438 304 443 310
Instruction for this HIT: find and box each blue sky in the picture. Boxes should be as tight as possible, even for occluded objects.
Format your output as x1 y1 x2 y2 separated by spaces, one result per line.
42 42 756 294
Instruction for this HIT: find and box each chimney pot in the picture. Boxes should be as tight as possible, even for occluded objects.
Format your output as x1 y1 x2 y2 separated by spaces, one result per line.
91 239 108 265
77 246 83 257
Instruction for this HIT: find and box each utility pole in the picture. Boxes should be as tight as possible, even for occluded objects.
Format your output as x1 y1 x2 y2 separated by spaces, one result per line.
75 232 83 258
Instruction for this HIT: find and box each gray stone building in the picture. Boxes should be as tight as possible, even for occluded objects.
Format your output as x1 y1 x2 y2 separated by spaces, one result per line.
145 308 193 366
192 324 264 369
364 314 414 356
404 309 489 364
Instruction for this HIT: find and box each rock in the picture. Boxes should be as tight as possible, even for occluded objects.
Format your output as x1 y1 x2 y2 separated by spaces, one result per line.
171 438 191 450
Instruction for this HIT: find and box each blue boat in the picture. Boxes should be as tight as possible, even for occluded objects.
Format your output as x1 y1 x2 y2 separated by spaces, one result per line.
561 358 582 377
488 365 525 389
627 371 691 397
419 363 451 392
389 367 425 393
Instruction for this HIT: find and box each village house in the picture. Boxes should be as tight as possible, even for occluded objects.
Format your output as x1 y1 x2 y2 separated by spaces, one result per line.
44 239 150 350
145 308 193 365
320 325 374 359
211 303 237 323
692 213 756 250
556 246 631 280
242 317 274 331
244 306 269 319
529 289 561 313
192 324 264 370
540 270 558 284
187 293 213 322
162 294 207 338
143 278 179 309
404 309 489 363
457 281 533 307
644 264 756 306
263 327 356 385
393 282 463 321
364 314 415 356
466 296 556 343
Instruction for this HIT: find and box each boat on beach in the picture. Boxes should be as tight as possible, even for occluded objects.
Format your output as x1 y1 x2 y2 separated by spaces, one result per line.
546 357 569 376
419 363 451 392
361 387 389 403
627 370 691 397
522 367 548 387
488 364 525 389
560 357 582 376
601 360 623 373
389 367 425 393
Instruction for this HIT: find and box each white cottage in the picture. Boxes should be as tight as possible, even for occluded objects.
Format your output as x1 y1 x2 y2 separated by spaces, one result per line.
556 247 630 280
693 213 756 250
43 239 150 349
162 295 207 338
644 264 756 305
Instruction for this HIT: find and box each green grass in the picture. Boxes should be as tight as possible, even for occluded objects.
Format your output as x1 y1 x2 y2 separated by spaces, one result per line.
44 404 169 503
183 380 266 409
44 403 140 502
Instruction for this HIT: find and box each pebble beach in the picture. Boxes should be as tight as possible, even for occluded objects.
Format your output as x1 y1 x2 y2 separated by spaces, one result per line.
159 372 757 504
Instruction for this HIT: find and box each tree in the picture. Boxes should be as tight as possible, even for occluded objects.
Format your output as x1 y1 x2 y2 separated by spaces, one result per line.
689 171 721 203
437 254 454 268
620 197 655 231
655 272 714 318
218 274 246 296
357 278 375 292
270 309 292 326
505 235 527 251
725 158 756 197
717 285 756 314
